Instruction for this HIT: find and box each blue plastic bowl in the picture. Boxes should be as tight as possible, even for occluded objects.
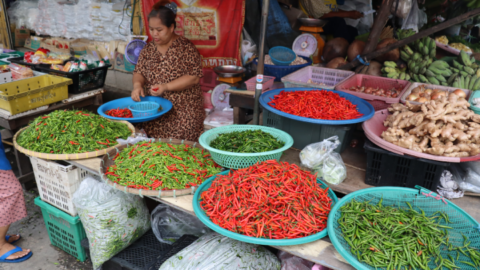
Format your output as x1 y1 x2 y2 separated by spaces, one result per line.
97 96 172 123
129 101 160 118
253 56 312 81
193 170 338 246
269 46 296 66
260 88 375 125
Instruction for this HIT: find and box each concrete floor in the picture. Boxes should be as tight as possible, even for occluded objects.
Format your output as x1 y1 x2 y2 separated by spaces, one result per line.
2 190 93 270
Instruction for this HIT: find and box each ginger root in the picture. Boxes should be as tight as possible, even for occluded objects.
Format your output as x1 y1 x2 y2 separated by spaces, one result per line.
381 95 480 157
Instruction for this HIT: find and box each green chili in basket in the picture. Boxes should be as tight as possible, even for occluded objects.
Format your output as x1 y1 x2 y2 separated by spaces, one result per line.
209 130 284 153
105 141 222 190
17 109 132 154
339 199 480 270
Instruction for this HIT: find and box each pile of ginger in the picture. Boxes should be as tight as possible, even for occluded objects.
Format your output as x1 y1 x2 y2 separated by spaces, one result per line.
381 93 480 157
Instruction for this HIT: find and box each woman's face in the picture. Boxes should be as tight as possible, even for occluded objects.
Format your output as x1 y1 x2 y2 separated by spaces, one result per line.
149 17 174 46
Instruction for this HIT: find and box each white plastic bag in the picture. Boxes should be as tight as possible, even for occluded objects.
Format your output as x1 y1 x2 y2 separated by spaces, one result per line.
299 136 347 185
391 0 412 19
73 177 151 270
151 204 212 244
204 107 234 127
278 251 313 270
159 232 281 270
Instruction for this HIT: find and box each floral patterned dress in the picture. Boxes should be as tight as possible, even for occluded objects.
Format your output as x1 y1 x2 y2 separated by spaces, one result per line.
134 36 205 141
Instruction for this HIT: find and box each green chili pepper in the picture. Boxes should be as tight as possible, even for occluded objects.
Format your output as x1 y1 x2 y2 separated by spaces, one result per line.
209 129 285 153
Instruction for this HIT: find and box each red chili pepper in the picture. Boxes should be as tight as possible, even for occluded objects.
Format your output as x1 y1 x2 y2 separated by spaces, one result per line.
100 124 105 129
42 116 49 119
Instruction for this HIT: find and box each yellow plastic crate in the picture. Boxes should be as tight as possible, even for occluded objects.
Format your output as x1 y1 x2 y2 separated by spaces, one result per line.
0 75 71 115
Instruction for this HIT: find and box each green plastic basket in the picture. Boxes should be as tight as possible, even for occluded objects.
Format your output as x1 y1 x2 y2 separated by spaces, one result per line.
34 197 88 262
198 125 294 169
327 186 480 270
468 90 480 115
193 170 338 246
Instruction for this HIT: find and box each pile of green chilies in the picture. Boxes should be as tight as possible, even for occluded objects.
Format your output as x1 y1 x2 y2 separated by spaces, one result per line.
209 130 284 153
105 141 222 190
17 110 132 154
340 199 480 270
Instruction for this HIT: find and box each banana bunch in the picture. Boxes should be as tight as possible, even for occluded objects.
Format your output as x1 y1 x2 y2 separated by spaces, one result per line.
467 0 480 9
397 29 416 40
381 61 410 80
399 37 437 83
425 60 454 86
448 50 480 90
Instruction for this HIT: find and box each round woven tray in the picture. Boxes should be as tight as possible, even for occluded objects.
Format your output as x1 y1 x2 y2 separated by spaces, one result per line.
13 121 135 160
101 138 216 197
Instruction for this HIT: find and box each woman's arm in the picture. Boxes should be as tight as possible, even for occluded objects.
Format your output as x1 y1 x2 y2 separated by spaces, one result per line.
149 75 200 96
132 73 147 101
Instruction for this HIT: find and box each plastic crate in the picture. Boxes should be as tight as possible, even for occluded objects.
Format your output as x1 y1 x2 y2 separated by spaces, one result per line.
364 139 449 189
7 57 39 69
30 157 92 216
281 66 354 90
34 197 87 262
254 56 312 81
245 75 275 91
401 82 471 106
36 64 111 94
469 90 480 115
335 74 411 111
0 72 12 83
81 230 174 270
0 74 70 115
262 108 354 153
146 235 199 270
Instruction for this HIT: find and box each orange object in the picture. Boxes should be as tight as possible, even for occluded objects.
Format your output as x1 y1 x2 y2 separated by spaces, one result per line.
300 25 325 64
216 76 242 84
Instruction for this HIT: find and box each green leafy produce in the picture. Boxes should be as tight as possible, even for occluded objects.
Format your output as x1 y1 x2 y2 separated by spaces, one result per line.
105 141 222 190
340 199 480 270
17 109 132 154
209 130 285 153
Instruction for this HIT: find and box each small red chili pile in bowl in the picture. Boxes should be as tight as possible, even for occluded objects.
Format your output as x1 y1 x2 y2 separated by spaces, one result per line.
106 108 133 118
267 90 362 120
200 160 333 239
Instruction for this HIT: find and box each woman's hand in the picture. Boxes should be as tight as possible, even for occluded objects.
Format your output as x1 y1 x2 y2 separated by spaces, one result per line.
149 84 168 96
348 11 364 20
131 87 145 102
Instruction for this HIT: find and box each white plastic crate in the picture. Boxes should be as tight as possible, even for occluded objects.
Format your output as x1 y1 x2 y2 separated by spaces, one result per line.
281 66 354 89
30 157 92 216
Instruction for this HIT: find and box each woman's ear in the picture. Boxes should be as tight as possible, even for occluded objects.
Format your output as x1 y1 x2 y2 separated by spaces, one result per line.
170 24 175 33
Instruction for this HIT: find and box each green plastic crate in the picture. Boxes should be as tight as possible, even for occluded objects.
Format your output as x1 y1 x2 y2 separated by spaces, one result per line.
34 197 87 261
262 107 354 153
469 90 480 115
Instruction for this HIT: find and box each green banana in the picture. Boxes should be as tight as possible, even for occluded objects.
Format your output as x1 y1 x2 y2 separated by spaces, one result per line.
408 60 416 70
469 75 477 90
425 70 436 78
418 42 424 53
419 75 429 83
400 51 410 61
403 45 414 55
436 75 447 83
460 50 472 66
386 73 397 78
441 82 449 86
473 77 480 90
461 75 466 88
413 74 420 82
447 74 457 85
465 75 471 89
412 52 422 61
384 61 397 68
464 66 475 75
422 46 429 57
413 66 420 74
460 70 469 77
427 76 440 85
399 73 406 80
451 68 460 73
441 69 453 77
405 74 411 81
453 77 460 88
384 67 397 73
453 60 463 69
419 67 427 75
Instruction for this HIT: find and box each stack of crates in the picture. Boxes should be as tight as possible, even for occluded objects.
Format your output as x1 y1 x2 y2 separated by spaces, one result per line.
30 157 91 261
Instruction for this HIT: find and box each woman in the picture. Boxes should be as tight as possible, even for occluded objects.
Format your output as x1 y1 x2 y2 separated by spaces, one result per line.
132 0 205 141
0 133 31 263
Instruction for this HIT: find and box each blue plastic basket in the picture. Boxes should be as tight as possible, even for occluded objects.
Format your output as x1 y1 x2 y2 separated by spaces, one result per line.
327 186 480 270
269 46 296 66
260 88 375 125
97 96 172 123
254 56 312 81
129 102 160 118
193 171 338 246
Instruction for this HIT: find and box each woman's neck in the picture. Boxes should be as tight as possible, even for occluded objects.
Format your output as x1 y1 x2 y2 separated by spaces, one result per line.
155 34 178 54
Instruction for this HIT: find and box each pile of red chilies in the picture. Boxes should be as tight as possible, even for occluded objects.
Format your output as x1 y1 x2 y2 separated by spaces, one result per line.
200 160 332 239
106 108 133 118
268 90 363 120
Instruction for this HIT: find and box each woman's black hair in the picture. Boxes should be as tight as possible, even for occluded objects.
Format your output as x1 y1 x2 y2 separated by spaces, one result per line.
148 1 176 29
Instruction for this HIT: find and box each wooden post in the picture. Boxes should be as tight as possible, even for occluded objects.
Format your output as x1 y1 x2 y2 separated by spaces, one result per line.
362 0 395 55
339 7 480 70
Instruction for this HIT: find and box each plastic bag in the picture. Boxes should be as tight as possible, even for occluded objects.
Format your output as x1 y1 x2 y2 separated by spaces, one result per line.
299 136 347 185
203 107 234 127
391 0 412 19
73 177 151 270
159 232 281 270
116 134 154 145
437 170 464 199
151 204 212 244
278 251 313 270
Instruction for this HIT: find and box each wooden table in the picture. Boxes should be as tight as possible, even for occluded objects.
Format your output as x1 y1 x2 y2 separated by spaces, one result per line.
66 142 480 269
1 89 103 188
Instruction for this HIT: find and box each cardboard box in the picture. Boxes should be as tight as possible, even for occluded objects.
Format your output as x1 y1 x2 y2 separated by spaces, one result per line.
24 36 42 50
15 29 31 47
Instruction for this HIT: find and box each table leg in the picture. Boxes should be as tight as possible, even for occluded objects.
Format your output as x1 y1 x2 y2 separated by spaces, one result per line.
13 146 35 189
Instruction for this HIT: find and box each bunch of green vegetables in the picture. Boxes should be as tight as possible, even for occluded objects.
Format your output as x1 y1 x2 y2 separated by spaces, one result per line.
17 109 132 154
209 130 285 153
105 141 222 190
339 199 480 270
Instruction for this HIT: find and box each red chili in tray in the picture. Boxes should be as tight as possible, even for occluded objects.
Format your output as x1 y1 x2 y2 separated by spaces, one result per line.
200 160 332 239
106 108 133 118
267 90 362 120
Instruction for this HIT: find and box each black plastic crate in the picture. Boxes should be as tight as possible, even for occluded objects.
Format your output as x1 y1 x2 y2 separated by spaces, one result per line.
262 107 355 153
146 234 199 270
364 139 449 190
7 57 40 69
36 64 111 94
81 229 172 270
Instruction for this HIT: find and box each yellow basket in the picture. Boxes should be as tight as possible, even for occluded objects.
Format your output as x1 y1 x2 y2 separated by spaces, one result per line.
0 75 71 115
